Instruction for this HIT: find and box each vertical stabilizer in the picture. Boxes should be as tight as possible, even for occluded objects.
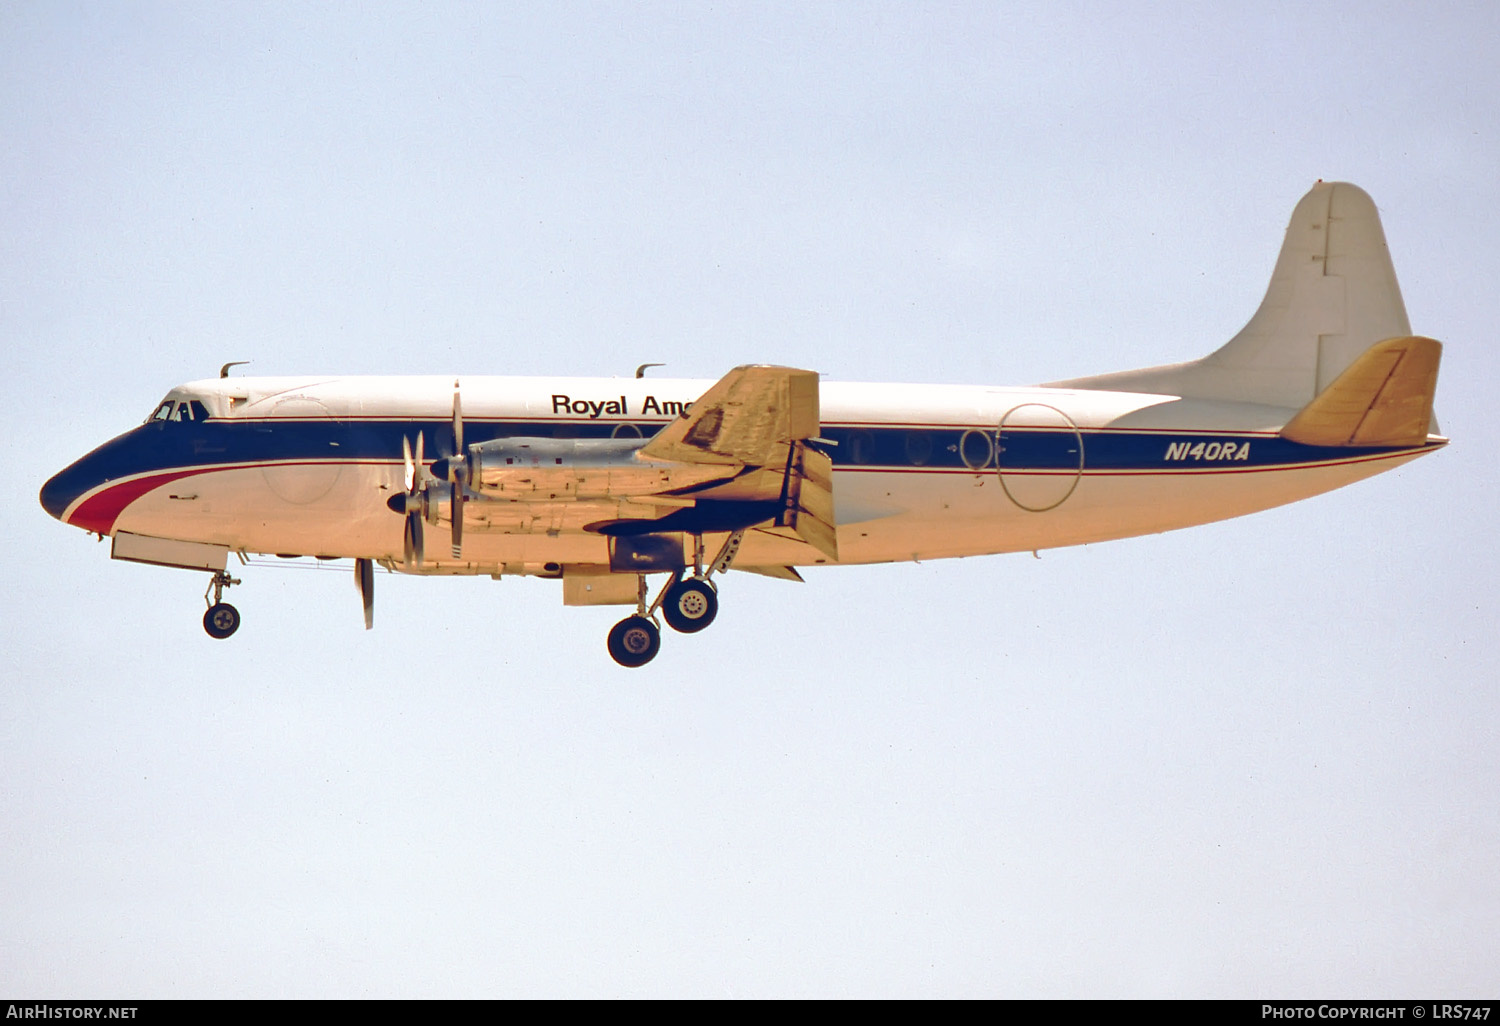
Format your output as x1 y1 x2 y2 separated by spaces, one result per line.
1050 182 1413 409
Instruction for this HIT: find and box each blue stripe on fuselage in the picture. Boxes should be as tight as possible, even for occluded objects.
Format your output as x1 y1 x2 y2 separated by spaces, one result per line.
41 417 1437 520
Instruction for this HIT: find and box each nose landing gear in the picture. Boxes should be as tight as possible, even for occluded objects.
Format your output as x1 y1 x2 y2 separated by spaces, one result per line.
202 570 242 639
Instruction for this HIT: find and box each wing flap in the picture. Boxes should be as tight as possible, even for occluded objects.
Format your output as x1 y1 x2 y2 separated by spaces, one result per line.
1280 336 1442 447
775 442 837 559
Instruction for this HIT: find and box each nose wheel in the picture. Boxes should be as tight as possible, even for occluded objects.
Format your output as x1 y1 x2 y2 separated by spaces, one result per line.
204 602 240 639
202 570 242 640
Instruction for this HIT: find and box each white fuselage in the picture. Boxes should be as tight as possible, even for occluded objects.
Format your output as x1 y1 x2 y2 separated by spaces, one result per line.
44 374 1440 578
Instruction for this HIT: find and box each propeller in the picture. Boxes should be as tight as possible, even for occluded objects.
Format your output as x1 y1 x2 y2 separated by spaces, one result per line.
390 381 469 566
426 381 469 558
449 381 465 558
390 431 427 567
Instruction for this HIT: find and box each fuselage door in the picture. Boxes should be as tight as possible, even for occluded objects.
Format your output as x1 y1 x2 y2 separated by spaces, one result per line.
260 396 345 505
996 403 1084 512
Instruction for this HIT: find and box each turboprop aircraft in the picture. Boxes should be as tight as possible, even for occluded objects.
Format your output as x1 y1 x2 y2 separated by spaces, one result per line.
39 182 1445 666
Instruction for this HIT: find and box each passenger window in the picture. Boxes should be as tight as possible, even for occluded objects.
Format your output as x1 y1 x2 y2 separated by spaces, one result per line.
960 429 994 469
848 430 875 465
905 431 933 466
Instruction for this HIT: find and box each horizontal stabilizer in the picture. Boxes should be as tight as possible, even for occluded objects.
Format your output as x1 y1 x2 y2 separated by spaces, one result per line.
1280 336 1441 447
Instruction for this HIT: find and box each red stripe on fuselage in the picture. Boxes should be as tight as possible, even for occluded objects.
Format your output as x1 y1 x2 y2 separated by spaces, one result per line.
66 469 210 534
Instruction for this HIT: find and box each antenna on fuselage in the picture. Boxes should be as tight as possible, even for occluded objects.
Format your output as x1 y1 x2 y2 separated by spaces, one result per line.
220 361 250 379
635 363 664 379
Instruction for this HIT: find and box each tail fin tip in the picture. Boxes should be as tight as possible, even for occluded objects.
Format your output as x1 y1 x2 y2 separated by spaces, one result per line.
1049 181 1417 410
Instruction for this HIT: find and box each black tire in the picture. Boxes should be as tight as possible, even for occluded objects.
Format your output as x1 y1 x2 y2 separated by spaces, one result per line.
661 578 718 634
607 615 661 668
203 602 240 639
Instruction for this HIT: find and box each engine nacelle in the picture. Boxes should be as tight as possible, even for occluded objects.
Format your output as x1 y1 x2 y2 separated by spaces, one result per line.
439 436 732 501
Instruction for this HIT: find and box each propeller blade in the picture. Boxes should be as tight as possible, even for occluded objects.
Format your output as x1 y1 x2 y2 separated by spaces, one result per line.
451 481 464 558
399 433 433 568
354 558 374 630
403 510 424 568
450 381 467 558
452 380 464 455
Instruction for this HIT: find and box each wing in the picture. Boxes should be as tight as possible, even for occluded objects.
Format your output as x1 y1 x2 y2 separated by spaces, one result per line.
636 365 836 559
638 365 820 466
448 365 837 561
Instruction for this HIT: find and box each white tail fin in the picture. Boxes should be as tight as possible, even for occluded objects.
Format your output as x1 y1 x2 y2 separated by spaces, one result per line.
1050 182 1414 410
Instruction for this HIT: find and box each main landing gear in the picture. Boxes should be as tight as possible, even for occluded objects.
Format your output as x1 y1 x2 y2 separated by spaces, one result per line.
606 615 661 668
202 570 242 640
605 531 741 668
662 577 717 633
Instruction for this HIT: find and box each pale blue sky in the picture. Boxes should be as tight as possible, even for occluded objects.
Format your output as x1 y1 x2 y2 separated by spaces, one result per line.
3 1 1497 997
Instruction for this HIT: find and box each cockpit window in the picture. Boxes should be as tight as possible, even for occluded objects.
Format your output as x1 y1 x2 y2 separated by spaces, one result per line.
171 400 210 421
148 399 211 424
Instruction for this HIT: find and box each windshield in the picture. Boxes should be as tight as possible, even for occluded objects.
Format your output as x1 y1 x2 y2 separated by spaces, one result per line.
146 399 211 424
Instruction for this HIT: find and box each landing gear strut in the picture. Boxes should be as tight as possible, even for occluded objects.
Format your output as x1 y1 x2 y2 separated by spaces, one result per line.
606 574 661 668
203 570 242 640
603 530 743 667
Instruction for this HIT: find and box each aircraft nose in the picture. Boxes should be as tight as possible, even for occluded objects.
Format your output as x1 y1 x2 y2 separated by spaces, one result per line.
40 425 160 533
39 465 74 521
40 447 107 525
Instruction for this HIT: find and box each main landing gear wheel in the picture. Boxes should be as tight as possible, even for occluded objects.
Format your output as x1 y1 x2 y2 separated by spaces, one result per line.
607 615 661 668
661 578 718 634
203 602 240 640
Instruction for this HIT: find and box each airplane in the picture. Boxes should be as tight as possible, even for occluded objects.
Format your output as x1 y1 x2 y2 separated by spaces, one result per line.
39 181 1445 667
